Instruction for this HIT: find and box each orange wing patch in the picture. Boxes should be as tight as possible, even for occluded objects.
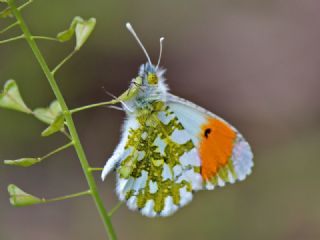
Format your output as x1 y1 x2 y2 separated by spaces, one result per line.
199 118 236 181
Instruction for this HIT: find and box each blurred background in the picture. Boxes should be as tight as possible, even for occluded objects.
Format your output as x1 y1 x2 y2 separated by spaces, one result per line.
1 0 320 239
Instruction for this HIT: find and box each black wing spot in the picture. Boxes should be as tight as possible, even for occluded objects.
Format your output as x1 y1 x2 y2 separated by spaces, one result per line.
204 128 211 138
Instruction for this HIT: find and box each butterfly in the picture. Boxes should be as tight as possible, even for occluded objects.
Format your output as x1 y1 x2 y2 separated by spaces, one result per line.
101 23 253 217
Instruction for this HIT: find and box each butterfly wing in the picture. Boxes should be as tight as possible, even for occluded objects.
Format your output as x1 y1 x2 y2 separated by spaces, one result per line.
102 102 203 217
102 95 253 217
167 94 254 190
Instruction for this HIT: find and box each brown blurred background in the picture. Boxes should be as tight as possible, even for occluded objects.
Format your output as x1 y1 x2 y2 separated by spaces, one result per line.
1 0 320 239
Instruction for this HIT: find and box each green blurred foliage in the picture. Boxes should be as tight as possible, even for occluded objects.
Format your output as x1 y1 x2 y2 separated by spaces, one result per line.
1 0 320 240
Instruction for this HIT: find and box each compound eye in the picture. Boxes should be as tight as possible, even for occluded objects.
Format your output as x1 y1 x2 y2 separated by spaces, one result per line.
147 73 158 85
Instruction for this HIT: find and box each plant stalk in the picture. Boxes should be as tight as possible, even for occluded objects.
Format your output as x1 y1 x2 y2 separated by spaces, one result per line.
7 1 117 239
71 99 119 114
45 190 91 203
0 22 19 34
40 141 74 161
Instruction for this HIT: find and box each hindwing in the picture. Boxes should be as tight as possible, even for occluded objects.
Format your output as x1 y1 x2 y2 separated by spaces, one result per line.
115 101 202 217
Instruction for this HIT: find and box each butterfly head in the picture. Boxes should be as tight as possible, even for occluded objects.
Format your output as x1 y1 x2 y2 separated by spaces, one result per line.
138 62 159 85
126 23 165 87
129 62 166 96
114 23 167 110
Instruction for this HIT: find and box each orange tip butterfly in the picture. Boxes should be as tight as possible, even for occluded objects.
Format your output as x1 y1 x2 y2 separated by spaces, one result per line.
102 22 254 217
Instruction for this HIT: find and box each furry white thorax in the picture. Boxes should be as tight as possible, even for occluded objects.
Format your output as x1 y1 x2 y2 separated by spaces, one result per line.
123 63 168 114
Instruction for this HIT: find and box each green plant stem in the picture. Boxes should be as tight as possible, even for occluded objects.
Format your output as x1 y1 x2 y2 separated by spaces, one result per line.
89 167 103 172
71 99 119 114
89 168 103 172
32 36 59 41
17 0 33 11
45 190 91 203
0 35 57 44
8 1 117 239
108 201 123 217
0 34 23 44
40 141 74 161
61 129 72 140
52 50 77 75
0 21 18 34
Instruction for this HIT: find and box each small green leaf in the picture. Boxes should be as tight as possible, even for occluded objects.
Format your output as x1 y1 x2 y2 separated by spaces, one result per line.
56 16 80 42
0 80 31 113
33 100 62 124
4 158 41 167
34 101 65 136
41 113 65 137
8 184 44 207
57 16 96 50
49 100 62 113
75 18 96 50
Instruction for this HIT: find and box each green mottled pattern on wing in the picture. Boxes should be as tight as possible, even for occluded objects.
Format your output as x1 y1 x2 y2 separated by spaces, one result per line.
117 101 196 214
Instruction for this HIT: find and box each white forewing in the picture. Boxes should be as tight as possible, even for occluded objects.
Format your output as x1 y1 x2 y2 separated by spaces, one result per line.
167 93 238 132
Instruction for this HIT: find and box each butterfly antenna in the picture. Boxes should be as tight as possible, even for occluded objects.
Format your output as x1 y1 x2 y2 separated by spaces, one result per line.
126 22 152 66
156 37 164 70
